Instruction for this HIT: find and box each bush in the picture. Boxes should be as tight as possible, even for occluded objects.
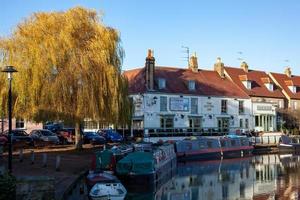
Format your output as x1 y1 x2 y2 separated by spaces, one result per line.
293 128 300 135
0 173 16 200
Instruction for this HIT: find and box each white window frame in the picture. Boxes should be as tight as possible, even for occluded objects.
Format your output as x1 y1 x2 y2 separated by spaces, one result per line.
158 78 166 89
188 80 196 91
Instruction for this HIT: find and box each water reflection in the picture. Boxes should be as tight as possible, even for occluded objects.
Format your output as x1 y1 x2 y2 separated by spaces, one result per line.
127 154 300 200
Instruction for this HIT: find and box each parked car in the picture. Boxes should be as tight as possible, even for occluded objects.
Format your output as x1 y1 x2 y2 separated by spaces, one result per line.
98 129 123 143
44 122 63 133
83 132 106 145
29 129 60 145
3 130 33 146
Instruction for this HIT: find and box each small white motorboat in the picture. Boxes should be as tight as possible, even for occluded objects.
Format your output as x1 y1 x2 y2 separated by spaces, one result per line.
89 182 127 200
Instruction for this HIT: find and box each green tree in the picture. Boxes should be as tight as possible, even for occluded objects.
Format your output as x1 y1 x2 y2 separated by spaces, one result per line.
0 7 131 148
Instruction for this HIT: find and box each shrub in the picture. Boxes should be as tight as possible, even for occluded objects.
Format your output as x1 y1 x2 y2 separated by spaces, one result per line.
0 173 16 200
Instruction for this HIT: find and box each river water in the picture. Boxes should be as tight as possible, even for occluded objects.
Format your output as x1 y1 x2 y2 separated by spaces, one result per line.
127 154 300 200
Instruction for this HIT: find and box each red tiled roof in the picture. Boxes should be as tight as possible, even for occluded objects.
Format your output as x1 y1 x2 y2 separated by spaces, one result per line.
270 72 300 100
239 75 249 81
225 67 285 99
124 66 250 98
285 80 294 86
261 77 273 84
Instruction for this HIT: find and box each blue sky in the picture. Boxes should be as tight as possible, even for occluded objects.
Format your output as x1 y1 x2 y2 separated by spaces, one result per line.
1 0 300 74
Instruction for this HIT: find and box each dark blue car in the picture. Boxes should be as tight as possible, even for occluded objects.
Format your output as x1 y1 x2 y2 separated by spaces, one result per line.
98 129 123 142
83 132 106 145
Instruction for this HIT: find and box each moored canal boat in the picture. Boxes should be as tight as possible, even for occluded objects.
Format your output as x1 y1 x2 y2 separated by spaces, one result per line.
175 137 222 161
90 144 134 173
116 143 176 192
279 135 300 153
175 136 253 161
220 135 253 158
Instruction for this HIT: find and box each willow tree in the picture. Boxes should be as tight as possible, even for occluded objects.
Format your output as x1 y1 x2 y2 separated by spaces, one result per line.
0 7 131 148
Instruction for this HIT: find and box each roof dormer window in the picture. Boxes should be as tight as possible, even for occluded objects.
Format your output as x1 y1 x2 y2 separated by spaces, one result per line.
242 80 252 90
239 75 252 90
158 78 166 89
288 85 297 93
285 80 297 93
265 83 274 91
188 80 196 91
261 77 273 91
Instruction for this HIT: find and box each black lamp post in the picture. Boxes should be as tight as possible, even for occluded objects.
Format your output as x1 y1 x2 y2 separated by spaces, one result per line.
1 66 18 174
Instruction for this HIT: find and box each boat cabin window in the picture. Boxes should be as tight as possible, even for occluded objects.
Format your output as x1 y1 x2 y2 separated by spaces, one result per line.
231 140 236 146
241 139 249 146
186 142 192 150
220 140 226 147
198 141 206 149
207 141 213 148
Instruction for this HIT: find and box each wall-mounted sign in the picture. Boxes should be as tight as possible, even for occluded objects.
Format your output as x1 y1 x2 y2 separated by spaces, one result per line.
204 101 214 111
134 96 143 113
169 97 189 111
257 105 272 111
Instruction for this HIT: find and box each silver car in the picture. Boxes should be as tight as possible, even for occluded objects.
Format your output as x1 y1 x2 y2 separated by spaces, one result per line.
30 129 60 145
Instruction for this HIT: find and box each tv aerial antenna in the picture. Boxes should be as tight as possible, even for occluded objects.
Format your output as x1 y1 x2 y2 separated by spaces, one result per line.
284 59 290 64
181 46 190 67
237 51 243 62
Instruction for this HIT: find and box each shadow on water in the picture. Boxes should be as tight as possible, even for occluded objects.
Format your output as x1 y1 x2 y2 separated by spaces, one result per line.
126 154 300 200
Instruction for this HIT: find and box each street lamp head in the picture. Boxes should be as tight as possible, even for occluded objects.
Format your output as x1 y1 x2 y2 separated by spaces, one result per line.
1 66 18 79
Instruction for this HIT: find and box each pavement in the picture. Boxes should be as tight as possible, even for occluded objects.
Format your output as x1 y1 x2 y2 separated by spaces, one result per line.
0 144 103 200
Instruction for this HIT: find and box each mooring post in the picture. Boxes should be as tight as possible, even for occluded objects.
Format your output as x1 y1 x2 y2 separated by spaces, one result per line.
42 153 47 168
19 148 23 162
55 155 61 171
30 150 35 164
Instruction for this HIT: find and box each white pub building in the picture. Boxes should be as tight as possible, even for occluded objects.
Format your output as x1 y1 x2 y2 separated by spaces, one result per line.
125 50 261 138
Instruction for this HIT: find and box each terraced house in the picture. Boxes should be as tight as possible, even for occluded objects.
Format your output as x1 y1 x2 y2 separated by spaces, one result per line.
224 63 285 132
124 50 253 138
269 67 300 110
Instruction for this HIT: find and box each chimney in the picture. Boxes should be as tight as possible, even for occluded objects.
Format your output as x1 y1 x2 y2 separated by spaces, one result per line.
145 49 155 90
284 67 292 78
241 61 249 73
214 57 225 78
189 52 198 72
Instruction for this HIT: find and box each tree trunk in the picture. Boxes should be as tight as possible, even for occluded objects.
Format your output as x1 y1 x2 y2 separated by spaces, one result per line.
75 121 83 150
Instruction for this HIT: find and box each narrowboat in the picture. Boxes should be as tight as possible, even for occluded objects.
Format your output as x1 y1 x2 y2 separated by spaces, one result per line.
279 135 300 153
90 144 133 172
175 136 253 161
175 137 222 161
116 143 177 192
220 135 253 158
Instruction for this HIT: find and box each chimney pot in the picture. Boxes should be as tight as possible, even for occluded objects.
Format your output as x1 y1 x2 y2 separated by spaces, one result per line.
145 49 155 90
241 61 249 73
147 49 154 58
214 57 225 78
285 67 292 78
189 52 198 72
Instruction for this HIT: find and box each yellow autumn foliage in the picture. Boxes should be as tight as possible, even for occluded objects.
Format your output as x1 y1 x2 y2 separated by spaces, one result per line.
0 7 131 146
